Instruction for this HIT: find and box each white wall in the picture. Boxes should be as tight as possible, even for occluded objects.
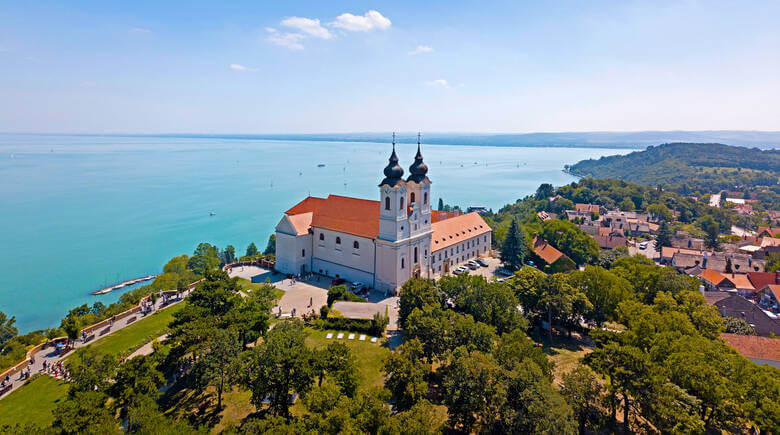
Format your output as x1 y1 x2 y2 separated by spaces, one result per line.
275 231 311 275
311 227 375 284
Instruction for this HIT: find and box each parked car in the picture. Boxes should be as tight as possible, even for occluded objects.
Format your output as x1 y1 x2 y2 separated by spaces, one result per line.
496 267 514 277
331 278 347 286
639 241 648 249
350 282 364 292
495 278 505 283
476 258 489 267
467 261 479 270
453 266 469 275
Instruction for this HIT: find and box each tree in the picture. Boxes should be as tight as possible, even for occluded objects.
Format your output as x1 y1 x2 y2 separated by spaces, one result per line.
725 257 733 274
387 400 443 435
561 365 603 434
383 339 430 411
111 355 165 414
69 348 118 394
446 275 526 334
500 218 528 270
618 197 636 212
698 215 721 250
315 342 361 397
654 220 672 252
569 266 632 327
398 278 441 328
244 319 314 417
540 219 600 265
437 197 444 211
535 183 555 200
187 242 220 275
442 348 505 432
193 327 243 409
0 312 17 352
648 203 672 221
537 273 591 343
52 391 117 434
222 245 236 265
245 242 258 257
723 316 756 335
765 253 780 272
264 234 276 255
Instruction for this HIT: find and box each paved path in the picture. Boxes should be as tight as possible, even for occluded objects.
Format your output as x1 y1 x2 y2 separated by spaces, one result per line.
127 334 168 360
0 289 190 401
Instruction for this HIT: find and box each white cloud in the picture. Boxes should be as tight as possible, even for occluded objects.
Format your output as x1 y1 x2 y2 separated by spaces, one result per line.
408 45 433 56
331 10 391 32
265 27 277 33
426 79 450 89
230 63 258 72
281 16 332 39
130 27 151 33
81 81 97 87
266 31 305 50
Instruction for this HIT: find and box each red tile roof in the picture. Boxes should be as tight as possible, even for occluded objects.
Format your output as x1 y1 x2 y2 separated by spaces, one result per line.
431 210 456 223
576 203 600 213
286 195 380 239
758 227 780 237
431 212 491 251
533 237 565 265
285 196 327 215
721 333 780 362
747 272 780 289
699 269 727 286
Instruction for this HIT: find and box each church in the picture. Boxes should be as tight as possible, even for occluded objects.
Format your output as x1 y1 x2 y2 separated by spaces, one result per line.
274 135 492 294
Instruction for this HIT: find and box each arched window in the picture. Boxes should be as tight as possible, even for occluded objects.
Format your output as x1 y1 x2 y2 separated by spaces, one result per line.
319 233 324 241
414 247 418 263
400 196 405 210
353 241 359 249
401 258 405 269
410 192 416 204
336 237 341 244
424 192 428 204
385 196 390 210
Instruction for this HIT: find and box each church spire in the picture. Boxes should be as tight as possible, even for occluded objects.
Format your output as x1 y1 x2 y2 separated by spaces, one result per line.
407 132 429 183
379 132 404 187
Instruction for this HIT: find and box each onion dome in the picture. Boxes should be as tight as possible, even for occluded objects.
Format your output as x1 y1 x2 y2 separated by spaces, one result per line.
407 133 430 183
379 133 404 187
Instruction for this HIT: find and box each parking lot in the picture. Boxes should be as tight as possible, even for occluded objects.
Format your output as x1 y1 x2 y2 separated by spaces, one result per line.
431 256 508 281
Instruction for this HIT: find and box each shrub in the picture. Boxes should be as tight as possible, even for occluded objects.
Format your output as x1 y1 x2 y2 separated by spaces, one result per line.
327 285 366 307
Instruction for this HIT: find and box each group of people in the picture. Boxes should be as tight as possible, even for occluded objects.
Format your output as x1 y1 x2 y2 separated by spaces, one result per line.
288 272 317 286
42 359 69 380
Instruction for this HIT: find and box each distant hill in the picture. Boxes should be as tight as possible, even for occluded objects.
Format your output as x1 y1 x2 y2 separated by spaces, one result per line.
150 131 780 150
568 143 780 194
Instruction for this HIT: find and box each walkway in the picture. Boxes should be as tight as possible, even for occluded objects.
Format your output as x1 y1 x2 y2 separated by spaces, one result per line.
0 289 191 401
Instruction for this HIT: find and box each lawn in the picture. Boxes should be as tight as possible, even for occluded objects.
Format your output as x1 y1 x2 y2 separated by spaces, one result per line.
0 375 69 428
236 278 285 301
535 332 593 386
83 301 185 357
304 328 389 390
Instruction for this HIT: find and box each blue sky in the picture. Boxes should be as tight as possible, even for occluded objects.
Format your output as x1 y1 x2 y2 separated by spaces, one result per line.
1 1 779 133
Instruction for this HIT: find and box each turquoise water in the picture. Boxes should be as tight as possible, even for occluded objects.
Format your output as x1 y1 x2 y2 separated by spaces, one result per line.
0 134 630 332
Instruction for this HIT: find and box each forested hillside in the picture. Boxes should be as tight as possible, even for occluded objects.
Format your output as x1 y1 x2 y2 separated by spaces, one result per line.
568 143 780 195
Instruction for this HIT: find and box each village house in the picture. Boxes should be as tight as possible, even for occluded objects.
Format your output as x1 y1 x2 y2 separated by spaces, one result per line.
532 237 575 272
721 334 780 368
758 284 780 313
757 226 780 238
712 294 780 337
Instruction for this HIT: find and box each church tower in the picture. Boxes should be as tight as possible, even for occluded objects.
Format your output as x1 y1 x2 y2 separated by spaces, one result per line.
406 133 432 239
378 133 409 242
375 133 434 294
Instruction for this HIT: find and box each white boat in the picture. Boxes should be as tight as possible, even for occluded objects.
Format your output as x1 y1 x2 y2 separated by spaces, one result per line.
210 211 216 216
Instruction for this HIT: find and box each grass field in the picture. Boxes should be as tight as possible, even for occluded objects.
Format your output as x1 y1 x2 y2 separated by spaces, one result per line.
237 278 285 301
83 301 185 357
0 375 69 428
538 333 593 386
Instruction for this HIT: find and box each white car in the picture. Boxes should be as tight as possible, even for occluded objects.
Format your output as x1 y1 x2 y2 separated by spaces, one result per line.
639 241 648 249
453 266 469 275
350 282 364 291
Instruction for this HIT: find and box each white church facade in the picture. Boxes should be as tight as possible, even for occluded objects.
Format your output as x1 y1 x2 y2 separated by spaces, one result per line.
274 135 492 293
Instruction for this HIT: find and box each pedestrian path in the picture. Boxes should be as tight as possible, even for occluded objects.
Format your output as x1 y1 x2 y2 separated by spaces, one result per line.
0 289 191 401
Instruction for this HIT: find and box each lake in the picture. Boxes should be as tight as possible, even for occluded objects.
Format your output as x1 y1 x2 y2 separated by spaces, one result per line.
0 134 630 331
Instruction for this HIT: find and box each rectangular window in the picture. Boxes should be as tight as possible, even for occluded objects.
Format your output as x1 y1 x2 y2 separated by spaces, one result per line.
301 249 305 257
